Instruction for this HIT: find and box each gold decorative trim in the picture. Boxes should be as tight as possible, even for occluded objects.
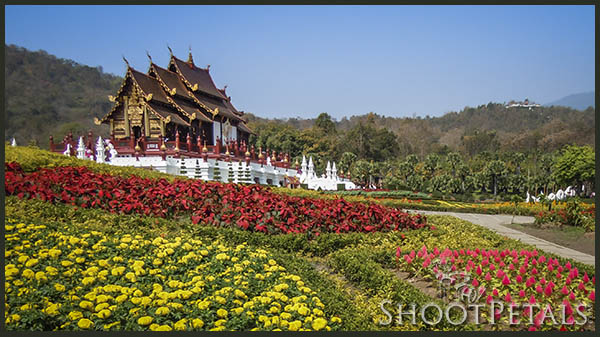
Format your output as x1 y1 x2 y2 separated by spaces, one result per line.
94 117 102 125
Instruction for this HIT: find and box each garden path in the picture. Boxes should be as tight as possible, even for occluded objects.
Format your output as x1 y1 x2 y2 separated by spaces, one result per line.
406 210 595 266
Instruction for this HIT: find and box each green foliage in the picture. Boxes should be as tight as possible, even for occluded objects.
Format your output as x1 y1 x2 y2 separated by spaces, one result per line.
552 145 595 188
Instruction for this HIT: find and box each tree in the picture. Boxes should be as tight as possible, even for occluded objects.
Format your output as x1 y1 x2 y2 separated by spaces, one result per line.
314 112 336 134
552 145 595 195
486 160 506 196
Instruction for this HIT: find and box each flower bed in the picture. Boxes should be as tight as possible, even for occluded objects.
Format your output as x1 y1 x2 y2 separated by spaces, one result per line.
397 245 595 330
4 218 342 331
4 162 428 235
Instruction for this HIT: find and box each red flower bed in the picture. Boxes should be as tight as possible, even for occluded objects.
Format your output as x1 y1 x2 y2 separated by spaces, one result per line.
5 162 428 235
398 245 595 330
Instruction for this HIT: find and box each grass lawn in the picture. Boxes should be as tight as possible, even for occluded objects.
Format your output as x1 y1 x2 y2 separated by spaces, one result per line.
503 222 595 256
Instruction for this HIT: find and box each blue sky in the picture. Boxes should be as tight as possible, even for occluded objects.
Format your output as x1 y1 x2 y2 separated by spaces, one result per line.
5 5 595 120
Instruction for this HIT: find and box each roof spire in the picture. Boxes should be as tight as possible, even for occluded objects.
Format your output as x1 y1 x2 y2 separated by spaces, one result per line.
122 56 130 68
187 45 194 65
146 50 153 64
167 44 173 57
206 64 210 72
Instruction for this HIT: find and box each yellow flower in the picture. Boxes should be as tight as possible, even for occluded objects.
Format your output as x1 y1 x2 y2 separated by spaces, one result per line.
61 260 74 267
311 317 327 331
155 306 170 316
97 309 111 319
153 324 172 331
95 303 109 312
297 306 309 316
115 294 127 303
76 257 86 264
216 309 228 318
22 269 34 279
54 283 66 292
331 316 342 323
138 316 153 326
68 311 83 321
44 303 61 316
103 321 119 329
82 277 95 286
197 300 211 310
25 258 39 267
174 318 188 331
234 289 247 299
35 271 47 282
77 318 94 329
111 266 126 276
215 253 229 260
153 258 163 266
288 320 302 331
280 312 292 320
192 318 204 329
215 319 227 327
79 300 94 311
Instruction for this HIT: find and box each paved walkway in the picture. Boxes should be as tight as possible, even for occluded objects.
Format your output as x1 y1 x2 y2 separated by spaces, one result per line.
407 210 595 266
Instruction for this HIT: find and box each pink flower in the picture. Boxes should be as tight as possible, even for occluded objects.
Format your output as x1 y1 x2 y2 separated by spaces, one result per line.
566 315 575 324
519 290 526 298
569 292 575 301
516 275 523 283
529 295 536 304
476 265 482 275
540 277 546 285
526 276 536 287
519 265 527 275
556 272 562 279
563 300 573 316
548 264 554 272
566 277 572 285
496 270 504 279
561 286 569 295
508 263 515 271
531 267 538 275
396 247 401 258
578 282 585 291
557 265 563 273
486 295 493 304
505 292 512 302
489 264 496 271
589 291 595 301
422 258 431 268
528 327 536 331
409 250 415 259
544 284 553 297
565 261 571 270
583 272 590 283
539 255 546 263
502 275 511 286
536 285 543 294
472 278 479 287
531 258 538 265
493 288 499 297
485 272 492 281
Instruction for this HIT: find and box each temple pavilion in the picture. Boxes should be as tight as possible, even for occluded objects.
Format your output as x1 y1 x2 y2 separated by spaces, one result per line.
93 48 253 157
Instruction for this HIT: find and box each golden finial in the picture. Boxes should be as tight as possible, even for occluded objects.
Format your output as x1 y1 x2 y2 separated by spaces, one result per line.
191 83 199 91
295 158 299 166
202 142 208 153
160 143 167 151
245 150 251 157
135 144 141 151
188 45 194 64
258 147 264 159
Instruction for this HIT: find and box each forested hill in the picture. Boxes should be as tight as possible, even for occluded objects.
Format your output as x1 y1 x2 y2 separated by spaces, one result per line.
4 44 595 156
246 103 594 157
5 44 119 148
